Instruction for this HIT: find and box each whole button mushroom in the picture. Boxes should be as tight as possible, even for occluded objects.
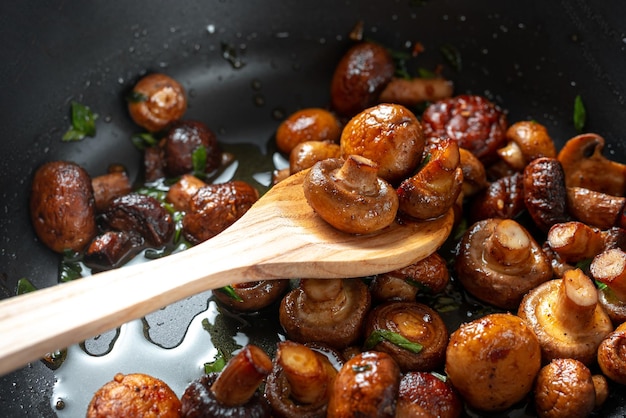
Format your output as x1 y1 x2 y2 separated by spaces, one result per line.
30 161 97 253
127 73 187 133
275 107 342 155
518 269 614 366
597 322 626 385
445 313 542 413
497 120 557 171
161 120 222 178
340 103 425 184
455 218 552 309
395 372 462 418
303 155 399 235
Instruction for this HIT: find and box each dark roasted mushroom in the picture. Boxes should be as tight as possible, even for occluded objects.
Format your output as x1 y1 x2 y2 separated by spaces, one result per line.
339 103 425 184
91 167 132 213
396 372 462 418
213 280 290 312
456 218 552 309
30 161 98 253
518 269 614 365
326 350 400 418
397 137 463 220
445 313 542 412
364 302 448 372
279 278 371 349
533 358 596 418
566 186 626 230
83 231 143 271
378 76 454 107
523 157 571 232
303 156 398 234
87 373 181 418
161 120 221 177
276 108 342 155
469 172 525 222
181 345 272 418
127 73 187 132
330 41 395 117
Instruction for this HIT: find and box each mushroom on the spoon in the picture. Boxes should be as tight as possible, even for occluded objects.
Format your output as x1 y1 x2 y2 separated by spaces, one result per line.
0 169 453 376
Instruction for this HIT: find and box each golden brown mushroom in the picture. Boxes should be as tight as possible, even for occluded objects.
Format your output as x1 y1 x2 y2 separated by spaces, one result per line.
340 103 425 184
395 372 462 418
597 322 626 385
213 280 290 312
458 147 488 198
91 167 132 213
303 156 399 234
445 313 542 412
397 137 463 221
455 218 552 309
497 120 557 171
518 269 614 365
533 358 596 418
326 350 400 418
289 141 341 174
276 108 341 155
279 278 371 349
468 172 525 222
566 186 626 230
546 221 626 264
127 73 187 132
378 76 454 107
590 247 626 323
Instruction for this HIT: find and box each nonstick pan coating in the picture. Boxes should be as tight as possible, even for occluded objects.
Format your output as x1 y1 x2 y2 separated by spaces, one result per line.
1 1 625 416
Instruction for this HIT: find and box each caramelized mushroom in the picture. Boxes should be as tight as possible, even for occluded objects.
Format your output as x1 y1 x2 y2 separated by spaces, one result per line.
279 278 371 349
84 231 143 271
590 247 626 323
468 172 525 222
326 351 400 418
497 121 556 171
87 372 181 418
364 302 448 372
395 372 462 418
289 141 341 174
264 341 337 418
166 174 207 212
459 147 488 197
378 77 454 107
597 322 626 385
397 137 463 220
127 73 187 132
547 221 626 264
330 41 395 117
518 269 614 365
445 313 542 412
91 168 132 213
456 218 552 309
213 280 290 312
523 157 571 232
421 94 508 163
533 358 596 418
369 252 449 303
340 103 425 184
566 186 626 230
557 133 626 196
276 108 342 155
303 156 398 234
30 161 97 253
181 345 272 418
162 120 222 177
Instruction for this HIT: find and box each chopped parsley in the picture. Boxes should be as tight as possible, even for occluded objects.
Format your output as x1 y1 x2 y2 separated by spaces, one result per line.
364 329 423 353
440 43 462 72
62 101 98 142
573 94 586 133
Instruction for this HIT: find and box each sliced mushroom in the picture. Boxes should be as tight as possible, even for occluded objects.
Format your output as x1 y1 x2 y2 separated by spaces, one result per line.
557 133 626 196
91 168 132 213
303 156 399 234
497 120 556 171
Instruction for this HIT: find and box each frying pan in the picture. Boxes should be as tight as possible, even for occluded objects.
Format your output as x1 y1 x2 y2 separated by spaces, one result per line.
1 0 625 416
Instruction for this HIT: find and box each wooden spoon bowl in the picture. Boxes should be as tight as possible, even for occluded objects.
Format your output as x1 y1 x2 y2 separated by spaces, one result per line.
0 169 453 375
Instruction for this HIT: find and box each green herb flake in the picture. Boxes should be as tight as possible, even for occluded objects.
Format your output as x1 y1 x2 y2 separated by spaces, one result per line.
573 94 587 133
131 132 158 150
126 91 148 103
431 371 448 382
204 350 227 373
62 101 98 142
192 146 208 179
351 364 372 373
440 43 462 72
595 280 608 291
364 329 423 354
60 250 84 282
16 278 37 295
217 285 244 302
417 67 437 79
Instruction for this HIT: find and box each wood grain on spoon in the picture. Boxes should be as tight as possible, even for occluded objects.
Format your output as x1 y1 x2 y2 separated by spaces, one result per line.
0 169 453 376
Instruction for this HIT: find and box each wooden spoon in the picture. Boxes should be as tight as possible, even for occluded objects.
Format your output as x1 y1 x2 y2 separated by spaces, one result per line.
0 169 453 376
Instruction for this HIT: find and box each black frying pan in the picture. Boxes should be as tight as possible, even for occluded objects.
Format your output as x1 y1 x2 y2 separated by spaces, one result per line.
1 1 625 416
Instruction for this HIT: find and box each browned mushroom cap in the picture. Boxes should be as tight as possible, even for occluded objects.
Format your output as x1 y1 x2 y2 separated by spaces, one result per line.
165 173 207 212
87 373 181 418
497 120 557 171
279 278 371 349
327 351 400 418
597 322 626 385
396 372 463 418
161 120 222 177
213 280 290 312
303 156 399 234
330 41 395 117
445 313 542 413
456 218 553 309
459 147 488 197
518 269 614 365
533 358 596 418
523 157 571 232
127 73 187 132
340 103 425 184
276 108 342 155
469 172 525 222
557 133 626 196
397 137 463 220
289 140 341 174
30 161 97 253
566 186 626 230
364 302 448 372
591 247 626 323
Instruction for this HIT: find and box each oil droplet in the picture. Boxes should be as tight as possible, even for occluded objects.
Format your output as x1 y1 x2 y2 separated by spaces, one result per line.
251 79 262 91
272 107 286 120
206 24 216 34
253 94 265 107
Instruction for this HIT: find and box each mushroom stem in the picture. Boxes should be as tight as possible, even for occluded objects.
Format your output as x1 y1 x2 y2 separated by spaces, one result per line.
556 269 598 329
300 278 345 303
210 345 272 407
547 222 607 263
276 341 331 405
334 154 379 195
485 219 531 266
591 248 626 301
